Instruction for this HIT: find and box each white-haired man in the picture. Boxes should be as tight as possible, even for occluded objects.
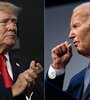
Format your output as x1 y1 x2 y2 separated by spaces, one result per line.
0 1 43 100
46 2 90 100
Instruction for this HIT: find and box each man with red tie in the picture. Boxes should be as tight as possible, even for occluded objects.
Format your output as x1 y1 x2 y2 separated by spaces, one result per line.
0 1 43 100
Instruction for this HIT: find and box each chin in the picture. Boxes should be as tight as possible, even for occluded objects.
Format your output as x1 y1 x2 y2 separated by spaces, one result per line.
6 40 16 47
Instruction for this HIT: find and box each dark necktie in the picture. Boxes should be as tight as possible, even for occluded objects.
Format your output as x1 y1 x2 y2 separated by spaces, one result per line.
0 54 13 88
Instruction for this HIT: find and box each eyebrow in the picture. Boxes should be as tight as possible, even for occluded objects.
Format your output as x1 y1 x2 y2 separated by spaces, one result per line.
0 17 17 23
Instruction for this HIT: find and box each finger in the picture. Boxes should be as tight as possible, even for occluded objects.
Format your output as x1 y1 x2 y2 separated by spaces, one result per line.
52 46 62 57
54 44 67 56
60 43 67 53
24 72 35 86
52 46 60 54
30 66 37 73
27 68 37 79
24 73 31 83
58 43 67 56
31 63 43 74
29 60 36 68
68 43 72 53
55 46 61 55
35 63 43 74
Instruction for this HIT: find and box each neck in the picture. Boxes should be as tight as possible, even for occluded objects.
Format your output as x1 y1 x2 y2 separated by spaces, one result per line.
0 45 11 54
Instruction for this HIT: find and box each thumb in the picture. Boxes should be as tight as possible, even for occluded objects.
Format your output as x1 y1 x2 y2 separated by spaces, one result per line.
65 41 72 55
67 43 72 54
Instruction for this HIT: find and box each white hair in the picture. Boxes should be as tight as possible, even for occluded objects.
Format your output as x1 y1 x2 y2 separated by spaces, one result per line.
73 2 90 13
0 1 22 16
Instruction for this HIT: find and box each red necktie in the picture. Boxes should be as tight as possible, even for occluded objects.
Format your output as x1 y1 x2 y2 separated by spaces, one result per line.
0 54 13 88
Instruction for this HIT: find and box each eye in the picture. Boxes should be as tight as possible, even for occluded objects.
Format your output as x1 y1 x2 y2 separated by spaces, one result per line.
73 23 80 29
0 19 9 24
12 19 17 25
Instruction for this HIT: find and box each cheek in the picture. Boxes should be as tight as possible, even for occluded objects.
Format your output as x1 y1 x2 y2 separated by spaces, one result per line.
0 28 7 39
84 36 90 45
76 25 90 49
76 33 84 42
77 28 90 42
79 34 90 49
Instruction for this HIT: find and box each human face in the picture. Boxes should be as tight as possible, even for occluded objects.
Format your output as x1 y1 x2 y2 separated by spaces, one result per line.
69 9 90 57
0 11 17 48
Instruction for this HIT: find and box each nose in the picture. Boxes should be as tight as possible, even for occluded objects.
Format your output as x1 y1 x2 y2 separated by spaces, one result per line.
68 30 75 39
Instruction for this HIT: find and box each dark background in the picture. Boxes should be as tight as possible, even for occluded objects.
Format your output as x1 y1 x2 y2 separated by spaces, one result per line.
0 0 44 66
45 0 89 7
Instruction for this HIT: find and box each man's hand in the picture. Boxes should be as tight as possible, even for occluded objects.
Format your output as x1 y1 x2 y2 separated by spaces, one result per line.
12 60 43 97
51 41 72 69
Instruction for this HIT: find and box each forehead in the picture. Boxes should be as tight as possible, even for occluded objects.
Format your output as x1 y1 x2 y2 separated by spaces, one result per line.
71 8 88 24
0 11 17 20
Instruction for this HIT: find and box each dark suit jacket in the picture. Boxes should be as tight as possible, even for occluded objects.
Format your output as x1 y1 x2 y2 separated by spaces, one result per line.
0 54 44 100
45 64 90 100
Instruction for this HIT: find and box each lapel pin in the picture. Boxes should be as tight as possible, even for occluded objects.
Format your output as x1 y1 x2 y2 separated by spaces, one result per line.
16 63 20 67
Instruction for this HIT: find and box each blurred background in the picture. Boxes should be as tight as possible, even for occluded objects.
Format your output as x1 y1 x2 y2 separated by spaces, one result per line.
45 0 90 90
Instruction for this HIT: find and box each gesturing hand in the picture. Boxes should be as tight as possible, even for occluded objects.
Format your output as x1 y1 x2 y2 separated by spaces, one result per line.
26 60 43 97
12 60 43 97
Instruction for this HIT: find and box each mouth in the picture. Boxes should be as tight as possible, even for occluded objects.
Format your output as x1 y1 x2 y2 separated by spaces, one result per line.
6 31 17 38
73 41 78 46
5 34 16 39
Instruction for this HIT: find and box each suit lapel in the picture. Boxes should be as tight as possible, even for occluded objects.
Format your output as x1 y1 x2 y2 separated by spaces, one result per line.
9 55 22 83
9 54 29 84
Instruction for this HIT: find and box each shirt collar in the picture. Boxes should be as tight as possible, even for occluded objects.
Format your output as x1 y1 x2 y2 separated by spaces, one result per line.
4 52 10 61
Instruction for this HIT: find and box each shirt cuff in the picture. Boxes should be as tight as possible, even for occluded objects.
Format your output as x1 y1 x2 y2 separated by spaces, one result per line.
48 65 65 79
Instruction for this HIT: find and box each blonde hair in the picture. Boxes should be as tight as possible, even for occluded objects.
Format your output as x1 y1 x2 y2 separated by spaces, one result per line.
0 1 22 16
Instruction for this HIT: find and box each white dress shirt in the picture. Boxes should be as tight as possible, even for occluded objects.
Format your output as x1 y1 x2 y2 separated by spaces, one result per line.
5 53 13 80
